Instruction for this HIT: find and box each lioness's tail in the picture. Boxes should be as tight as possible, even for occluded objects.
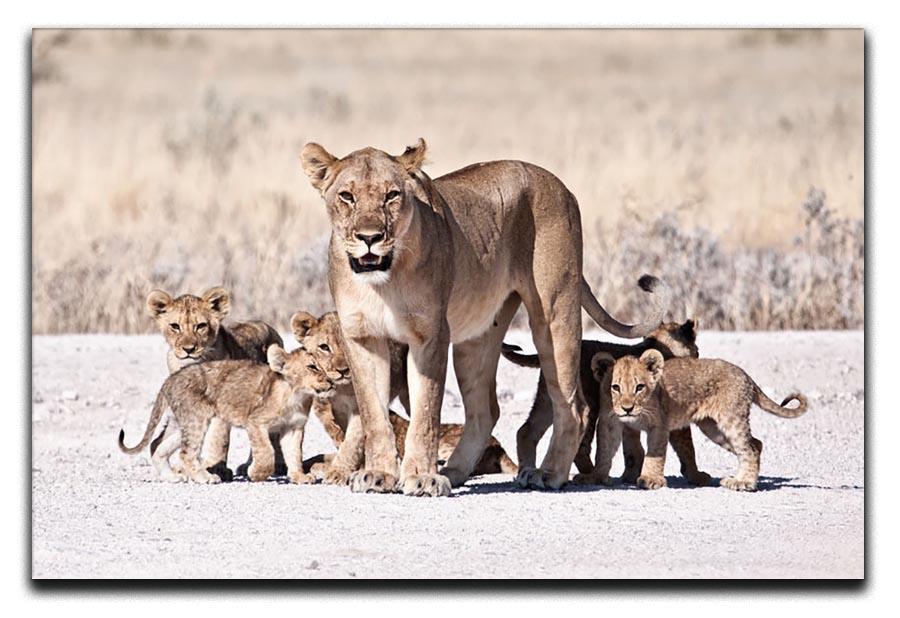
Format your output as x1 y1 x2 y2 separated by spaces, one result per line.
754 388 808 419
500 343 541 368
118 388 169 455
580 275 671 339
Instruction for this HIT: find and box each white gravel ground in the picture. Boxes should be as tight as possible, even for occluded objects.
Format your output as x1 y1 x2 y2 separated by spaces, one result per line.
31 330 863 579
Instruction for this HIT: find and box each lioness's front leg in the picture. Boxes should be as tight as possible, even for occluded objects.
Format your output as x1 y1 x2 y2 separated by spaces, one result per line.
343 336 399 493
401 330 452 497
637 425 668 490
573 413 620 486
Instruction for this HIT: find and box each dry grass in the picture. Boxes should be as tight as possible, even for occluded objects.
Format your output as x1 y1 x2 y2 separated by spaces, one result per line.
31 29 863 334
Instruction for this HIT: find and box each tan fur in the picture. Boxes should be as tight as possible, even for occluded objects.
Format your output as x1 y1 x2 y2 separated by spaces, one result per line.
300 139 668 495
145 287 284 480
507 320 710 487
593 350 808 491
119 345 333 485
291 311 517 484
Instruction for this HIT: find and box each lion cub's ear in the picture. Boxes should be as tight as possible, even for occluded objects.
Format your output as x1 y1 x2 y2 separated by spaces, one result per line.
590 352 616 382
681 318 698 342
639 349 665 378
396 138 427 172
202 286 231 319
300 143 338 191
267 344 288 374
146 290 173 318
291 311 318 343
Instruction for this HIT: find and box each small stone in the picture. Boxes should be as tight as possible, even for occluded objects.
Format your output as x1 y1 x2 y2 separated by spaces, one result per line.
306 560 320 570
33 392 44 403
61 390 79 401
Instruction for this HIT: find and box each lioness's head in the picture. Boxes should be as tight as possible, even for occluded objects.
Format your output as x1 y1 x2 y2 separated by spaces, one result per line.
646 319 699 359
146 286 230 363
592 349 665 423
267 345 336 399
290 310 351 385
299 138 431 285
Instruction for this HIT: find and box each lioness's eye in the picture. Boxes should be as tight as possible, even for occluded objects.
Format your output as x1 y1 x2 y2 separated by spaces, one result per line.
611 384 620 393
169 323 180 332
196 322 208 332
385 190 401 202
635 384 645 393
338 191 355 204
318 343 331 353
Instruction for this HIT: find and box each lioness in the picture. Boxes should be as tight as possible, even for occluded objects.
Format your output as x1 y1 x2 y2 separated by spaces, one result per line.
145 286 284 480
300 139 667 495
291 311 517 482
119 345 333 484
593 349 808 491
505 319 710 487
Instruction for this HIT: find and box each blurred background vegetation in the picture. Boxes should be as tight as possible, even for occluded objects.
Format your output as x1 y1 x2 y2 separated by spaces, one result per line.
31 29 863 333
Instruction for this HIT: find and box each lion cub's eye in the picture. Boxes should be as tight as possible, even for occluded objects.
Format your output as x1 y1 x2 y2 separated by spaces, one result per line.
635 384 645 393
338 191 355 204
196 322 208 332
385 190 401 203
306 364 318 371
611 384 620 393
169 323 180 332
318 343 331 353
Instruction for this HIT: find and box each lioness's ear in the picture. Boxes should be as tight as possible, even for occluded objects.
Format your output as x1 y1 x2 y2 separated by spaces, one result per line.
639 349 665 378
146 290 173 318
300 143 338 192
267 344 287 373
396 138 427 172
291 311 318 343
590 352 616 382
202 286 230 318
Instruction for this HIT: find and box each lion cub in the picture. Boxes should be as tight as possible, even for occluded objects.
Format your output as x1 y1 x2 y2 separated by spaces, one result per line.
118 345 333 484
506 320 710 487
593 350 808 491
145 286 284 480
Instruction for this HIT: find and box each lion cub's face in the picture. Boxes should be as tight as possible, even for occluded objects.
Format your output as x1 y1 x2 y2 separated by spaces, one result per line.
593 349 665 424
300 139 429 285
267 345 336 398
146 287 230 362
290 311 351 385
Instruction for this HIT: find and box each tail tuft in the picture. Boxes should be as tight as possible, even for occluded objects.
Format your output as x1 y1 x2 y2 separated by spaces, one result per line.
637 274 661 293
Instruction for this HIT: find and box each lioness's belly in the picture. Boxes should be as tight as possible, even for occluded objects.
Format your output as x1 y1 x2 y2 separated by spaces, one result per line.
446 274 513 344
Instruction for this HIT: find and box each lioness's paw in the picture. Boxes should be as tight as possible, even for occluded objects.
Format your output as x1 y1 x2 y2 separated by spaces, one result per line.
323 466 352 486
621 471 640 485
687 470 713 487
401 473 452 497
289 470 316 485
437 466 469 488
573 472 613 486
637 474 667 490
248 463 274 482
721 476 757 492
349 469 398 494
516 467 567 490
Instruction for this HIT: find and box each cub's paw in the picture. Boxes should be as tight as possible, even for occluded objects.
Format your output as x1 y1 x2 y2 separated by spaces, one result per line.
437 466 470 488
158 468 187 483
637 474 667 490
349 469 398 494
288 470 316 485
686 470 713 487
573 472 613 486
620 471 640 485
189 469 222 484
721 476 757 492
247 463 274 483
235 462 250 478
401 473 452 497
323 466 352 486
273 461 288 477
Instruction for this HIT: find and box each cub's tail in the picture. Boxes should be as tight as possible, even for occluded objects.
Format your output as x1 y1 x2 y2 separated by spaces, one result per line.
498 450 519 475
500 343 541 368
754 388 808 419
580 275 671 340
118 388 170 454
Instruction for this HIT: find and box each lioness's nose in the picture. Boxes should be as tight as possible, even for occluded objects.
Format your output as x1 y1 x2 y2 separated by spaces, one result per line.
356 231 384 246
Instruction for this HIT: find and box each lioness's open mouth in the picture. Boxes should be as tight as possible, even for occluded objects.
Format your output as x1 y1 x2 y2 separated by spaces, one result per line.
349 251 393 273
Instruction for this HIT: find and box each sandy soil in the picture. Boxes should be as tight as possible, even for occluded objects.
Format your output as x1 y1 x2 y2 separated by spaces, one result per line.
31 330 863 579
